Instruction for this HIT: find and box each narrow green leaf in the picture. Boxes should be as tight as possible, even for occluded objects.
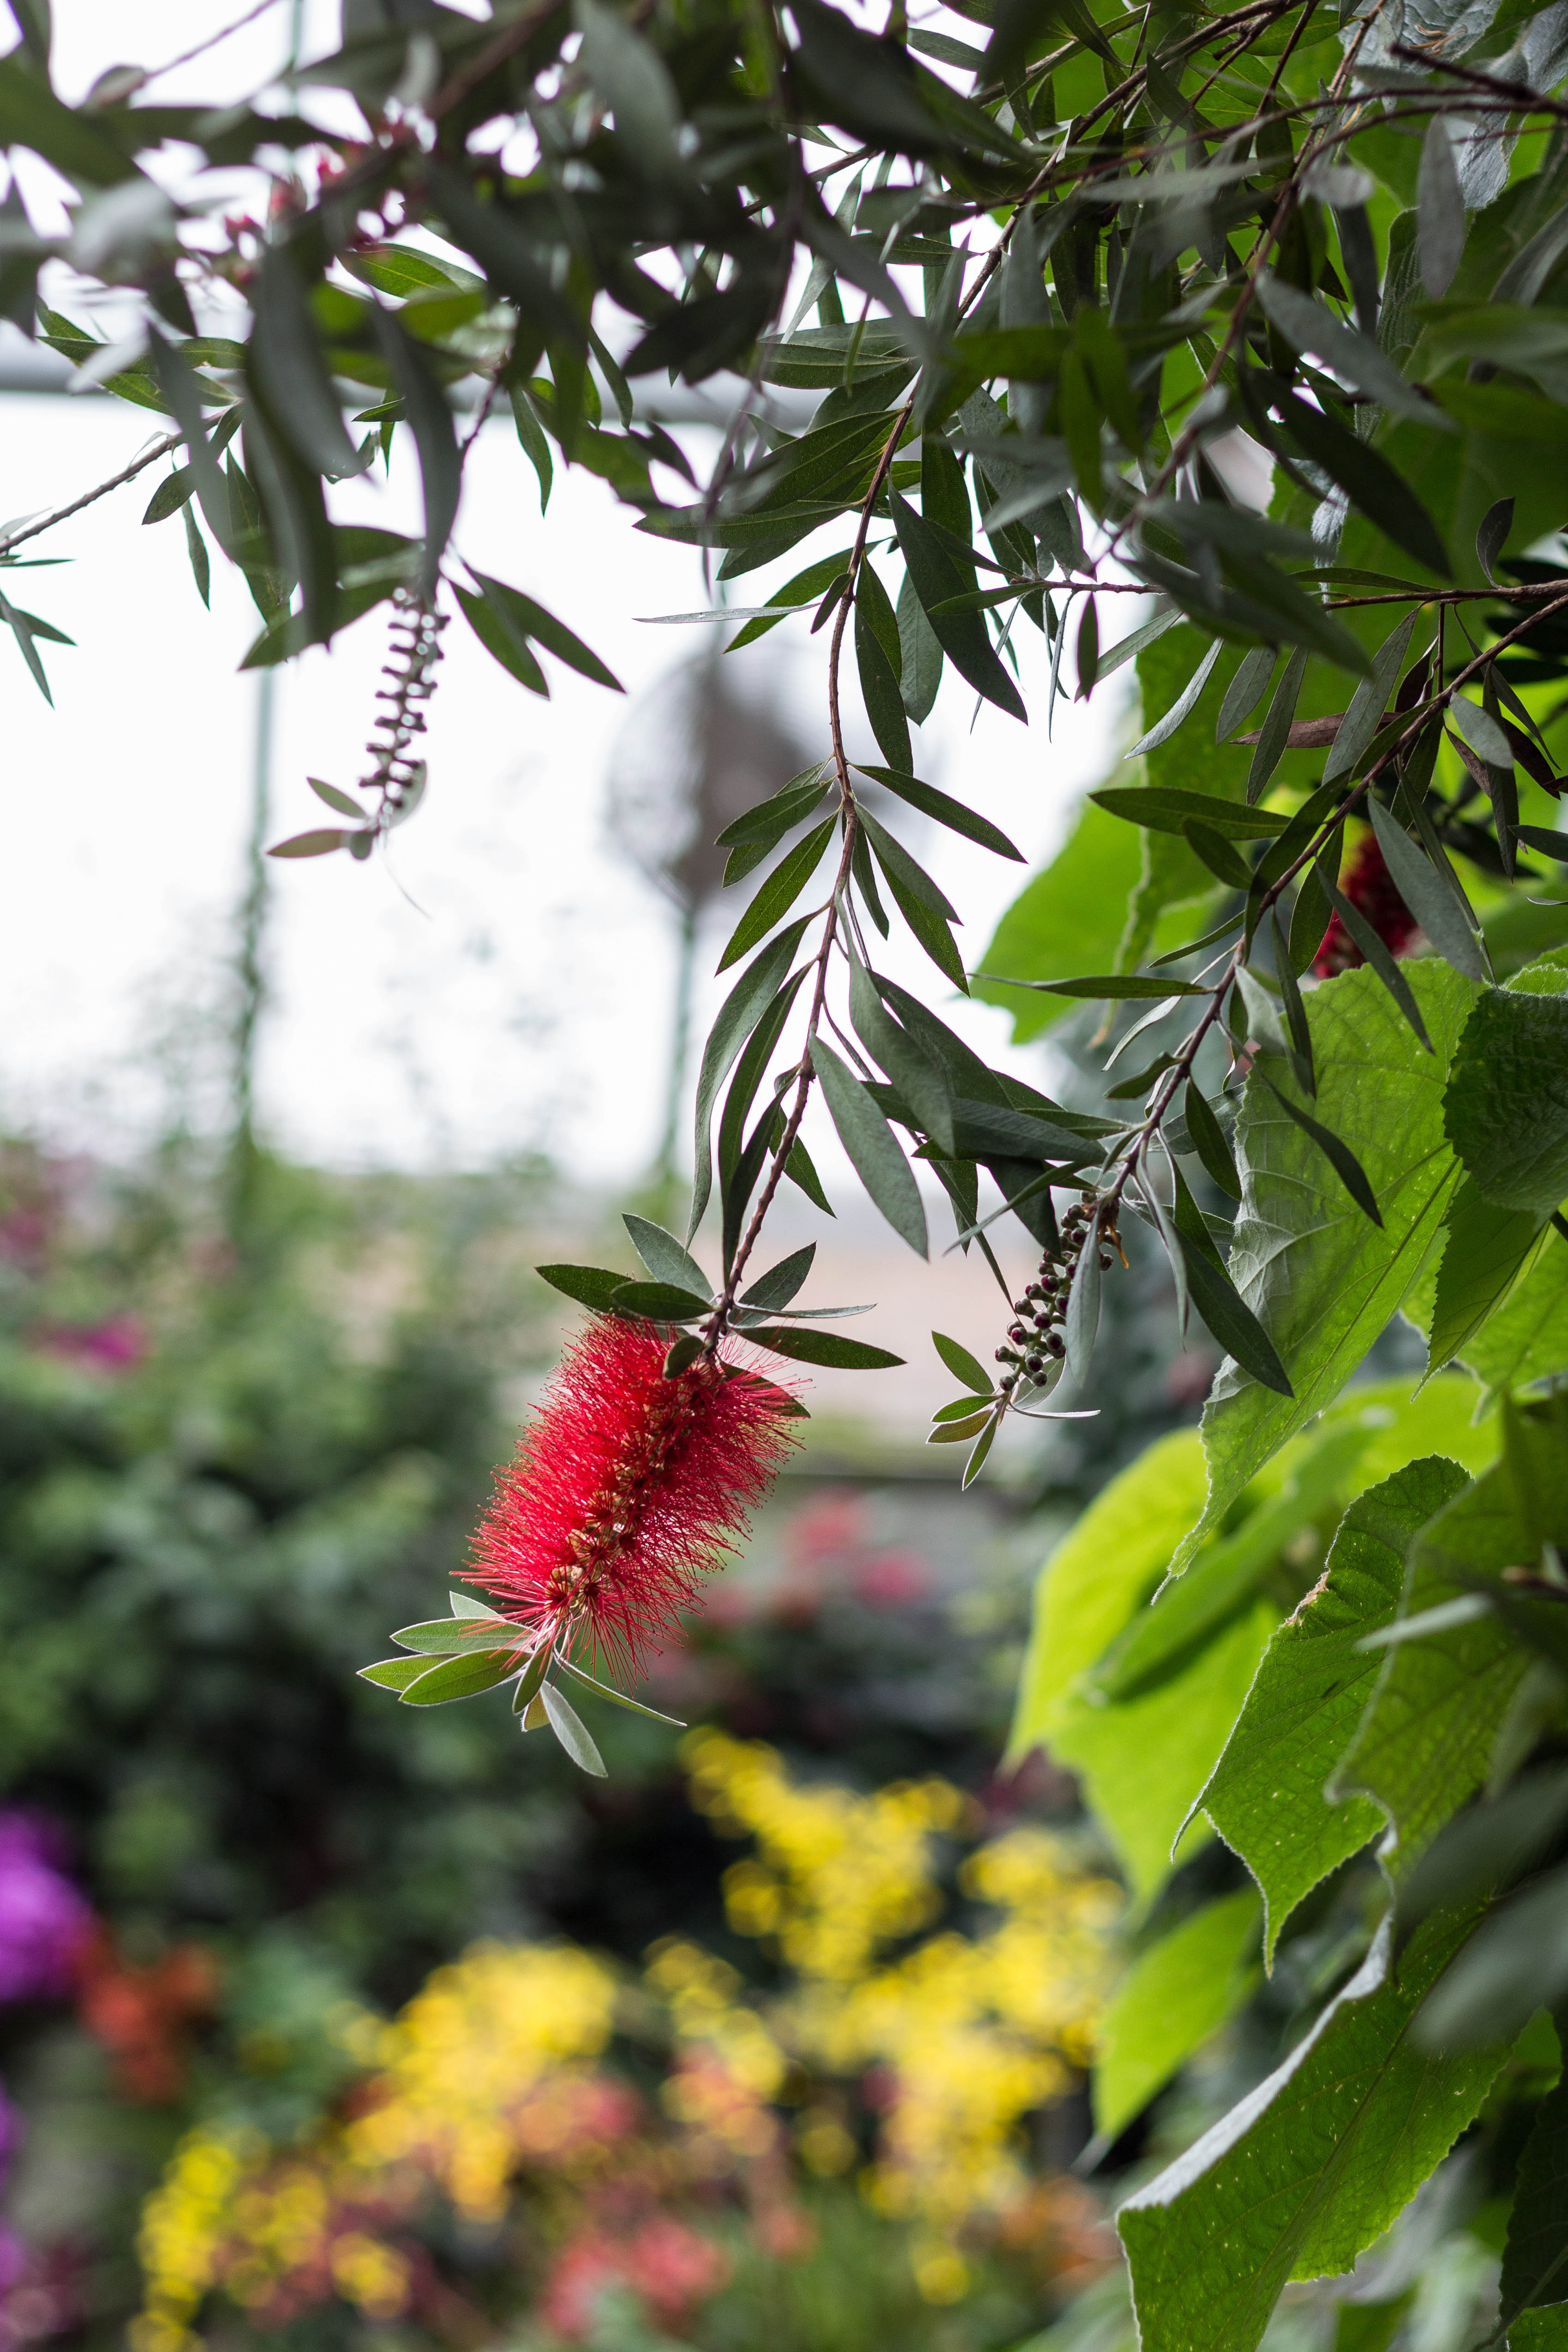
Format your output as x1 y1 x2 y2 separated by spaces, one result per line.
1064 1213 1102 1385
1181 1231 1294 1395
1366 798 1487 982
1247 646 1308 804
851 765 1023 860
1320 872 1433 1053
509 385 553 511
849 954 956 1154
1216 646 1276 743
962 1411 1001 1487
1262 1073 1382 1224
610 1279 710 1322
512 1647 549 1713
267 829 349 860
689 923 812 1239
1091 786 1285 841
856 592 911 771
465 569 622 691
976 972 1204 999
932 1329 993 1394
359 1656 437 1691
716 819 835 975
811 1034 928 1256
739 1243 816 1311
744 1325 904 1368
557 1654 686 1725
182 503 210 608
1124 639 1222 759
536 1263 630 1310
1447 693 1512 771
889 486 1026 720
455 581 549 694
1183 1081 1242 1202
400 1649 516 1705
623 1214 709 1296
1323 615 1417 784
370 308 460 592
1271 911 1316 1096
540 1680 608 1775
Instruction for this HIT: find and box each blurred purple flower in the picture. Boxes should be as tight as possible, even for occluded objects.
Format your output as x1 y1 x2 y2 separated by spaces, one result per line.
0 2223 24 2297
0 2084 20 2191
0 1816 90 2005
33 1314 146 1375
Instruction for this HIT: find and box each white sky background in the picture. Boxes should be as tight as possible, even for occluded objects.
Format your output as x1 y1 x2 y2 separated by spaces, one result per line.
0 0 1127 1187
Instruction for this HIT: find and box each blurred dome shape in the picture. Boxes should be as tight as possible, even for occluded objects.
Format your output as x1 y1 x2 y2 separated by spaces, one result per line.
606 647 819 1191
605 646 816 920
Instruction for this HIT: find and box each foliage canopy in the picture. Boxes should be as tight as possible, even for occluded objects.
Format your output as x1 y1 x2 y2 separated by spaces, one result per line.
9 0 1568 2336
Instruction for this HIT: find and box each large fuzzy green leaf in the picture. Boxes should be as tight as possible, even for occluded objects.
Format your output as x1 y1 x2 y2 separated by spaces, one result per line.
975 797 1145 1042
1333 1458 1541 1873
1119 1915 1509 2352
1170 963 1480 1577
1197 1455 1473 1963
1007 1430 1209 1761
1049 1601 1277 1905
1093 1891 1261 2141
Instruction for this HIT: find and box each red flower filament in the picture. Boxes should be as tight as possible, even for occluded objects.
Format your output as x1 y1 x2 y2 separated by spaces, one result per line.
467 1318 797 1679
1313 832 1420 978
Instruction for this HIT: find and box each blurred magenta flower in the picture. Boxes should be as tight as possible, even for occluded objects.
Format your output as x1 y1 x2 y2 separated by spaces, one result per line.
32 1315 147 1375
0 1815 91 2004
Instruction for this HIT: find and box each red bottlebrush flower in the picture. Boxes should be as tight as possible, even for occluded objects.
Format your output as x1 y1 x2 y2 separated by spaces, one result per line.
1313 832 1420 978
468 1319 798 1680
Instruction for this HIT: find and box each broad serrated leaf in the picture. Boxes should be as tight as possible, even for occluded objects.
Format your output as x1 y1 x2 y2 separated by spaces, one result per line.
1334 1455 1544 1874
1427 1174 1548 1371
1262 1071 1382 1226
1444 984 1568 1213
1197 1456 1472 1963
1119 1915 1508 2352
1094 1893 1261 2142
1168 964 1479 1578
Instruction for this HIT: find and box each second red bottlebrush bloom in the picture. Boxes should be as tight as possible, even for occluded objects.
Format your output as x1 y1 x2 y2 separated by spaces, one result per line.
467 1317 799 1681
1313 832 1420 978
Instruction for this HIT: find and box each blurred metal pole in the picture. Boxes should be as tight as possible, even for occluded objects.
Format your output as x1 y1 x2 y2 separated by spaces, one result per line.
228 0 305 1229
